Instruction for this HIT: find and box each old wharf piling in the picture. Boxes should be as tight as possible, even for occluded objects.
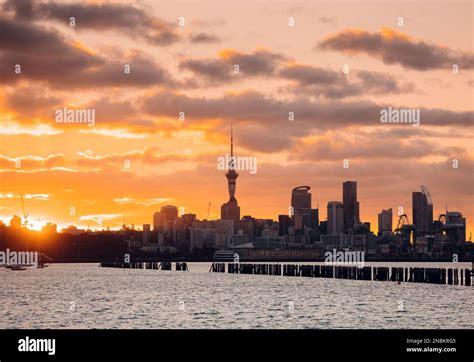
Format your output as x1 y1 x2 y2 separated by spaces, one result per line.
100 261 188 271
209 262 472 286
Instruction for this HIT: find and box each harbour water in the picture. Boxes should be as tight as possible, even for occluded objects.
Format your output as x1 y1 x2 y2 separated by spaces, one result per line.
1 263 472 329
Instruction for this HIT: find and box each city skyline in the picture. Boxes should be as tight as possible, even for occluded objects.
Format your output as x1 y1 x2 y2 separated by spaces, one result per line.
2 178 469 239
0 0 472 236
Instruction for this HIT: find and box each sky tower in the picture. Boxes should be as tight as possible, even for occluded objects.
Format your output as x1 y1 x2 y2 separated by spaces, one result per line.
221 123 240 221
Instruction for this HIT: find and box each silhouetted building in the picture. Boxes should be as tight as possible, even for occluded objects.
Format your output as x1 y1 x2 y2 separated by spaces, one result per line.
310 208 319 229
343 181 359 232
327 201 344 235
42 223 57 234
291 186 312 229
153 211 165 231
445 210 466 242
190 228 204 249
278 215 292 236
412 186 433 236
160 205 178 233
142 224 151 246
319 220 327 235
182 213 196 226
161 205 178 221
10 215 21 229
378 208 392 235
221 124 240 221
234 219 254 241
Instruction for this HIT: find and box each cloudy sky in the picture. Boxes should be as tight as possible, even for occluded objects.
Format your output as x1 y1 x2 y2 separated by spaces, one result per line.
0 0 472 235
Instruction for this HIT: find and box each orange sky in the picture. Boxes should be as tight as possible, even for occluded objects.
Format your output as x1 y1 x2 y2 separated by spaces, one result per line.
0 0 473 237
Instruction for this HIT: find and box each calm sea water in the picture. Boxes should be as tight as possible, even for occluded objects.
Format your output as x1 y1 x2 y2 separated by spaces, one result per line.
0 262 472 329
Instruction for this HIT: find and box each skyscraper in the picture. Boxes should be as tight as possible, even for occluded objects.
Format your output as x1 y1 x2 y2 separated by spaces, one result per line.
291 186 312 229
160 205 178 233
278 215 292 236
343 181 359 232
412 185 433 236
446 210 466 243
161 205 178 221
310 208 319 229
221 124 241 221
327 201 344 235
378 208 393 235
142 224 151 246
153 211 165 231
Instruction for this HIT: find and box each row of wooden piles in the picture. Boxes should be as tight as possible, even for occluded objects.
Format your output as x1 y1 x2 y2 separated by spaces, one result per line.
209 262 472 286
100 261 188 271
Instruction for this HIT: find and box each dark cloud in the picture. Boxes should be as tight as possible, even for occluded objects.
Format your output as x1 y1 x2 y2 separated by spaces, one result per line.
179 59 230 83
234 126 294 152
280 64 414 98
289 135 465 162
280 64 341 85
227 49 287 75
355 70 415 94
65 56 175 89
0 15 97 58
2 0 180 46
318 17 336 25
142 90 472 128
318 28 474 71
189 33 221 44
179 49 288 84
0 15 102 84
3 86 64 120
0 17 175 88
141 90 473 152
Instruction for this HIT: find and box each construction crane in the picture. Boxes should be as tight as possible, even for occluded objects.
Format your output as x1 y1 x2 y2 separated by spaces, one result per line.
394 213 416 244
394 214 410 233
207 202 211 220
20 194 30 229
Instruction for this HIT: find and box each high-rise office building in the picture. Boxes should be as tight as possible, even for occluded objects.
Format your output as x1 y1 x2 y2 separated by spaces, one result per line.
234 219 254 241
159 205 178 236
310 208 319 229
142 224 151 246
412 185 433 236
182 213 196 226
161 205 178 221
445 210 466 243
327 201 344 235
190 228 204 249
278 215 292 236
221 124 241 221
343 181 359 232
153 211 165 231
378 208 393 235
291 186 312 229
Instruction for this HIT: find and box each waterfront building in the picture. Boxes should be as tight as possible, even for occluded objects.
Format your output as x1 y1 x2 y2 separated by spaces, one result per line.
412 185 433 236
343 181 359 232
378 208 393 235
291 186 312 229
327 201 344 235
142 224 151 246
